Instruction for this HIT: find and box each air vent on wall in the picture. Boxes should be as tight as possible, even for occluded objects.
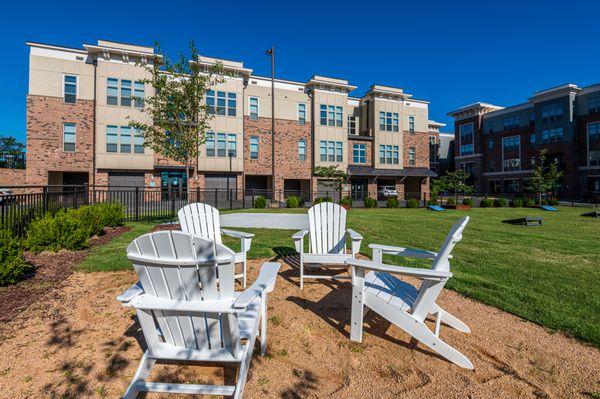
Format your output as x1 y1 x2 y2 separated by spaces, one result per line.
251 80 257 84
76 56 84 61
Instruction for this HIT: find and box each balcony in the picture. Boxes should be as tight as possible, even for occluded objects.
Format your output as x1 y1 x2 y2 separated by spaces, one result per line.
348 129 373 140
0 153 26 169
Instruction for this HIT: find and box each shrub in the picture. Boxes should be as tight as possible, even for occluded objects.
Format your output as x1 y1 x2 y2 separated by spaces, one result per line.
427 199 438 206
254 196 267 209
462 198 474 206
92 202 125 227
494 197 507 207
525 198 536 207
314 196 333 204
363 196 377 208
26 209 91 253
386 197 399 208
0 229 32 286
510 198 524 207
406 198 419 208
480 198 493 208
286 195 299 208
549 199 559 206
446 197 456 206
339 197 353 207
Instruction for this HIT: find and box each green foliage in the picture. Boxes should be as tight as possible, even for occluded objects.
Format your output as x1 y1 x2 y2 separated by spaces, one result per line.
339 197 353 207
427 199 439 206
314 166 348 191
434 170 474 200
314 196 333 204
549 199 559 206
525 198 536 207
0 135 25 154
286 195 299 208
494 197 507 207
406 198 420 208
254 196 267 209
480 198 493 208
510 198 524 207
527 149 564 205
446 197 456 206
462 198 474 206
363 196 377 208
386 197 399 208
0 228 32 286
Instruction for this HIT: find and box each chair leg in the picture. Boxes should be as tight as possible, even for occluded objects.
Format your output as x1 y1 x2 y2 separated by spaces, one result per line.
242 259 247 288
409 321 474 370
260 293 267 355
432 303 471 333
299 256 304 290
123 350 155 399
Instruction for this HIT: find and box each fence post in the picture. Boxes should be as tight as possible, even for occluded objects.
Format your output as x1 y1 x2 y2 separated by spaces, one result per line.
215 188 218 209
170 185 176 218
196 187 200 204
229 189 233 210
135 186 140 221
252 188 255 207
73 186 78 209
83 183 89 206
42 186 48 213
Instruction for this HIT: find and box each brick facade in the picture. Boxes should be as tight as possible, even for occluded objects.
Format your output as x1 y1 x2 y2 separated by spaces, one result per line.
26 95 94 186
348 139 373 166
0 169 26 188
403 130 430 168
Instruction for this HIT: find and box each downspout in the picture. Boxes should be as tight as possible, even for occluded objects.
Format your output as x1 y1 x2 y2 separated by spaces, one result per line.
306 86 314 199
92 58 97 191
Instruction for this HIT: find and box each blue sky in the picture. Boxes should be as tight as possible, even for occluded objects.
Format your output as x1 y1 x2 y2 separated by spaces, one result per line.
1 0 599 143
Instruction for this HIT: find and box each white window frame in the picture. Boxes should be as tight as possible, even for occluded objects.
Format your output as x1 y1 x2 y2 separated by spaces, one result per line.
62 74 78 104
249 97 259 120
459 122 474 156
298 139 307 161
63 123 76 152
501 135 521 172
298 103 306 125
250 136 259 159
352 143 365 164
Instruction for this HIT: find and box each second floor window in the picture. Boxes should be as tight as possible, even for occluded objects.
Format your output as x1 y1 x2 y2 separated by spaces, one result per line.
379 112 399 132
542 128 564 143
206 91 236 116
250 136 259 159
347 116 356 135
134 81 145 108
503 158 521 171
353 143 366 164
379 145 399 164
205 133 237 157
106 125 118 153
298 103 306 125
320 141 342 162
106 125 143 154
408 147 416 165
589 150 600 166
298 139 307 161
503 136 520 151
107 78 119 105
120 126 131 153
320 105 343 127
530 133 536 145
121 80 132 107
63 123 76 152
63 75 77 104
459 122 474 155
409 116 415 133
589 97 600 114
249 97 259 120
134 128 144 154
488 139 494 150
588 122 600 140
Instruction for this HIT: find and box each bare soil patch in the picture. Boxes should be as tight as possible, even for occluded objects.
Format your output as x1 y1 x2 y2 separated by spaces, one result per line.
0 256 599 398
0 226 130 326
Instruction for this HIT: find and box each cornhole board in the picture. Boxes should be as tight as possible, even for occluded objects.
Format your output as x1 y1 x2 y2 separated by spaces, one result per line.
428 205 445 211
582 210 600 218
540 205 557 211
503 217 543 226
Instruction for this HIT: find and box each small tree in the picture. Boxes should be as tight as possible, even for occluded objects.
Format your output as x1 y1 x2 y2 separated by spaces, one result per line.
527 149 563 205
0 136 25 155
314 165 348 196
129 41 225 196
435 170 474 201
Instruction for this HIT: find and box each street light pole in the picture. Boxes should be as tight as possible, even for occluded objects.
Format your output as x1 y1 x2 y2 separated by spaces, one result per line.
266 47 275 187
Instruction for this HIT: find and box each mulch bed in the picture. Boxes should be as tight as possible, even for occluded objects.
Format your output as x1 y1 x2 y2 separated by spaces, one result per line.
0 226 130 327
151 223 180 232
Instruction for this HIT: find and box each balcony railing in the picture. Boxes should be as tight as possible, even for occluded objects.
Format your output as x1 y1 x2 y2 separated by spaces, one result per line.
0 153 26 169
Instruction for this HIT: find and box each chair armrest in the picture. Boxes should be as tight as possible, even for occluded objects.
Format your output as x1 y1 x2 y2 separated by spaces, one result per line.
117 281 144 305
233 262 281 309
292 230 308 253
346 228 363 256
346 258 451 281
369 243 445 260
221 229 254 239
129 294 236 313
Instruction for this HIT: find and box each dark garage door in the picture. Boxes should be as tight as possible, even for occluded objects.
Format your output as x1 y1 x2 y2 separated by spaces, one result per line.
205 175 237 190
108 172 145 190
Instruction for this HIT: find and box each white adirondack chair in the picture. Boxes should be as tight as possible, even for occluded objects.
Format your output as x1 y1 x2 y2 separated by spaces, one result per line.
292 202 363 289
178 203 254 288
117 230 280 398
346 216 473 369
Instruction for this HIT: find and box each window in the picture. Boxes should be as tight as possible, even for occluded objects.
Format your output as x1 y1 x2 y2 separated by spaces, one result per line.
503 158 521 171
320 105 342 127
589 150 600 166
298 139 307 161
379 145 399 164
379 112 399 132
320 141 342 162
541 103 563 124
347 116 356 135
121 80 132 107
227 93 236 116
429 136 438 162
461 162 474 175
588 122 600 140
107 78 119 105
216 133 227 157
408 147 416 165
459 122 474 155
298 103 306 125
64 75 77 103
529 111 536 126
227 134 237 157
206 133 215 156
120 126 131 153
487 160 495 172
530 133 536 145
205 133 237 157
328 105 335 126
106 125 118 153
503 136 520 152
206 90 215 114
250 136 259 159
353 143 366 164
542 128 564 143
335 106 343 127
63 123 76 152
216 91 226 115
134 81 145 108
409 115 415 133
503 115 519 130
488 139 494 150
134 128 144 154
589 97 600 114
249 97 259 120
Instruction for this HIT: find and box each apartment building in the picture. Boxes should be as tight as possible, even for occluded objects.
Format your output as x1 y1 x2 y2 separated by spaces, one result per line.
428 120 454 176
448 83 600 198
26 39 436 199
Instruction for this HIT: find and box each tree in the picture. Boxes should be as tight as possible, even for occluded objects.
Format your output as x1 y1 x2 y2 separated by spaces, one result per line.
314 165 348 194
527 149 563 205
435 170 474 201
0 136 25 155
129 41 225 196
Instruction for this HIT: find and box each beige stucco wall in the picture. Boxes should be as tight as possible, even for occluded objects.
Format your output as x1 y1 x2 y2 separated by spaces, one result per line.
373 98 404 168
244 80 311 122
313 90 348 170
29 51 94 100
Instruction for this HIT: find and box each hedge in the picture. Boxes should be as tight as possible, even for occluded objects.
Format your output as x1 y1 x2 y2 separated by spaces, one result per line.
0 228 32 286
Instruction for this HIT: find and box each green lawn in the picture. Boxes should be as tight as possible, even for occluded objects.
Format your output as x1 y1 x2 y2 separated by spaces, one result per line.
81 207 600 348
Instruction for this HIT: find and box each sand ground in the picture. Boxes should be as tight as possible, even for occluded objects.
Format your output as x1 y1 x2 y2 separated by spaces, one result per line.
0 257 599 398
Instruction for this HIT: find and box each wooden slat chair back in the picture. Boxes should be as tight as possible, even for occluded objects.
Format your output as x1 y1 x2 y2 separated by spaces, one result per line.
127 231 241 360
178 202 223 244
308 202 347 254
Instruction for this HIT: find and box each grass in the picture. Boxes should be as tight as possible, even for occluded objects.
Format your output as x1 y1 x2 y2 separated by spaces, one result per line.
80 206 600 348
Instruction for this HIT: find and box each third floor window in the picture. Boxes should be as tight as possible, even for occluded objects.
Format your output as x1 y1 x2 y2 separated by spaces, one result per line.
541 103 563 124
588 97 600 114
250 136 259 159
206 90 236 116
408 147 416 165
63 75 77 104
249 97 259 120
106 125 144 154
298 103 306 125
409 115 415 133
107 78 144 108
503 136 520 152
589 122 600 140
347 116 356 135
379 144 399 164
298 139 307 161
503 116 519 130
379 112 399 132
459 122 474 156
353 143 366 164
320 105 343 127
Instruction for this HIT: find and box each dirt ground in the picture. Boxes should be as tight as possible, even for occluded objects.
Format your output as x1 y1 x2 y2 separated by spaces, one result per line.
0 256 599 398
